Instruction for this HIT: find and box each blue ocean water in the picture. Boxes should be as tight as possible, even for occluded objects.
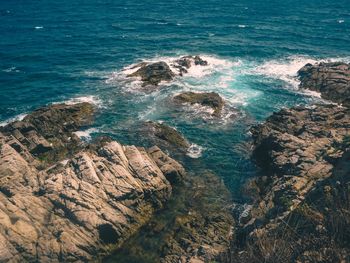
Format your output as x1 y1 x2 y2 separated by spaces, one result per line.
1 0 350 191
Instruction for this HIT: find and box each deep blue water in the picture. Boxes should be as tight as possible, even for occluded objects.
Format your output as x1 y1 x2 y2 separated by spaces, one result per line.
1 0 350 192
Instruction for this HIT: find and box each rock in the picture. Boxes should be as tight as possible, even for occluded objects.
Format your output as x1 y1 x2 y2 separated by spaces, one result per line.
105 171 234 263
126 56 209 86
144 121 190 150
173 92 224 116
127 61 175 86
148 146 186 184
0 102 94 165
173 56 208 75
298 62 350 107
0 103 187 262
233 104 350 262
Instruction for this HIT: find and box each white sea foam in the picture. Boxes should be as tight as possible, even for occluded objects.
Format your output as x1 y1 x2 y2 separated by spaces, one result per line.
35 26 44 29
338 19 345 24
254 55 350 88
0 113 28 127
116 54 237 81
2 66 20 73
57 96 104 108
73 128 99 141
186 143 204 158
238 25 247 28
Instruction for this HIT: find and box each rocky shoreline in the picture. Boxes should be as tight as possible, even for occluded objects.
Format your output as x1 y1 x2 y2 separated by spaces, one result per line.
0 103 187 261
0 100 233 262
232 61 350 262
0 58 349 262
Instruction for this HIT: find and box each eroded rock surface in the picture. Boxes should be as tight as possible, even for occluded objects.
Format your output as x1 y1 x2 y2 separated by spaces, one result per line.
0 103 186 262
173 92 224 116
234 104 350 262
298 62 350 107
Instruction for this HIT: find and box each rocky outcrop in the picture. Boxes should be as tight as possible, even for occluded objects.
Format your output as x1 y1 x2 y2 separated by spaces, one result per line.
173 92 224 116
172 55 208 76
0 102 94 164
127 62 175 86
298 62 350 107
126 56 209 86
105 171 234 263
233 104 350 262
0 103 186 262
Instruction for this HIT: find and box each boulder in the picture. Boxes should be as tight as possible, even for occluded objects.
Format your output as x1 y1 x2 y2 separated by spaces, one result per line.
127 61 175 86
173 92 224 116
298 62 350 107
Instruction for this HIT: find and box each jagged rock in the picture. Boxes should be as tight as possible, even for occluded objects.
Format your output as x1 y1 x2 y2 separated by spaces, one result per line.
233 104 350 262
127 61 175 86
0 103 186 262
173 92 224 116
173 56 208 75
0 102 94 165
298 62 350 107
148 146 186 183
126 56 209 86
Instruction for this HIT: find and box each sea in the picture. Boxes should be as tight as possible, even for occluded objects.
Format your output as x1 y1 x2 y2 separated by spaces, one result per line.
1 1 350 254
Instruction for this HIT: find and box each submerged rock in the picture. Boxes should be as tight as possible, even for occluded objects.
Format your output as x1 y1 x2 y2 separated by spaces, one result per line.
0 103 186 262
105 171 234 263
127 61 175 86
144 121 190 150
298 62 350 107
173 91 224 116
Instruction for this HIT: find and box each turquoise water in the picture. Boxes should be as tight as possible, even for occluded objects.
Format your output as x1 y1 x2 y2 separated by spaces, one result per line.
1 0 350 191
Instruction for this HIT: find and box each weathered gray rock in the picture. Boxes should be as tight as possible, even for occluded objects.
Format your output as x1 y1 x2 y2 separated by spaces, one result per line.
173 92 224 116
0 103 186 262
233 104 350 262
298 62 350 107
148 146 186 184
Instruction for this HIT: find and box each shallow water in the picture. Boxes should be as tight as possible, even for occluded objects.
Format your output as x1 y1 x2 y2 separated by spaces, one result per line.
1 0 350 196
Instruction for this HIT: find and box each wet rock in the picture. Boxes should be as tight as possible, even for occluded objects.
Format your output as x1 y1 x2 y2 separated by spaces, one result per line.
0 103 186 262
127 61 175 86
173 92 224 116
298 62 350 107
144 121 190 150
106 171 234 263
173 56 208 75
126 56 209 86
